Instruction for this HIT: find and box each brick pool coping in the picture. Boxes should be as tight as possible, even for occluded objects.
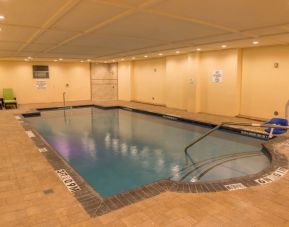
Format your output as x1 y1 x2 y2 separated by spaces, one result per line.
19 104 289 217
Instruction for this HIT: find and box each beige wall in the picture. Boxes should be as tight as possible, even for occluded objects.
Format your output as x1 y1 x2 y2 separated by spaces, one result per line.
241 45 289 119
165 54 198 111
119 51 241 116
118 62 132 101
132 58 166 105
198 49 241 116
118 50 241 116
3 45 288 119
165 55 189 110
0 61 91 104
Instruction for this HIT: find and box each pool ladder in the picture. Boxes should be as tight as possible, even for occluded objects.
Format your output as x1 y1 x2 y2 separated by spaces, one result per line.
285 100 289 122
63 92 66 109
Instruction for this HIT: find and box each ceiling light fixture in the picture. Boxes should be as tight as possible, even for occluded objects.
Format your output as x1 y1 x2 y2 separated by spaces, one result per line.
59 58 63 61
158 53 163 56
196 48 201 51
54 59 58 62
144 55 148 58
252 41 259 45
87 59 91 62
0 15 5 20
24 59 29 62
221 45 227 48
132 57 136 60
176 50 180 54
121 58 125 61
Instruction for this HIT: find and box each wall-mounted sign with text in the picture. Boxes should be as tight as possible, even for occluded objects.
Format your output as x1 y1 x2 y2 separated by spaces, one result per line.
212 70 223 83
35 81 47 89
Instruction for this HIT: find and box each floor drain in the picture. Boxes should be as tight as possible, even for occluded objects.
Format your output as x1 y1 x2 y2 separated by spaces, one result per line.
43 189 54 195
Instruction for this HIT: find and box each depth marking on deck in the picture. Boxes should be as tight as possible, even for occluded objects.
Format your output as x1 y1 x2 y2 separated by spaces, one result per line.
224 183 247 191
38 147 48 153
25 130 35 138
55 169 81 193
255 167 288 184
240 130 268 139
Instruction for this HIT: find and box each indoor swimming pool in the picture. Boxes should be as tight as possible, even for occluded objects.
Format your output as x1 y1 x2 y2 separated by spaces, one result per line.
26 107 270 197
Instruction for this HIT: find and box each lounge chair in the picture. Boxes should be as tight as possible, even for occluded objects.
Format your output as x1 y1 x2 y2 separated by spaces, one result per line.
3 88 17 109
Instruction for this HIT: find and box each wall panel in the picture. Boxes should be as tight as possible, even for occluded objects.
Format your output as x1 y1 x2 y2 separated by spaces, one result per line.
0 61 91 104
91 63 118 101
132 58 166 105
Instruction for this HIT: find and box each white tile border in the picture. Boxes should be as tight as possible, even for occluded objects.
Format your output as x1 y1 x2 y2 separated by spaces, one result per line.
224 183 247 191
25 130 35 138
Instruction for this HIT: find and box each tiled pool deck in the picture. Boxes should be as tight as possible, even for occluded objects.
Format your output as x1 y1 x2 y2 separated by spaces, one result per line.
1 100 289 226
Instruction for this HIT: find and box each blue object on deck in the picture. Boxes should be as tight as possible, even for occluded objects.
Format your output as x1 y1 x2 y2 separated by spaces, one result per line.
265 118 288 134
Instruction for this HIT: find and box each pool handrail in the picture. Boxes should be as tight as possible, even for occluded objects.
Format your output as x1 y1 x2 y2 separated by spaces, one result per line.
184 123 223 156
184 121 289 156
63 92 66 108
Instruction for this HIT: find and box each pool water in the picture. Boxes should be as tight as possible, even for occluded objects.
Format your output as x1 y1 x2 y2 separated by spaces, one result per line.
26 107 270 197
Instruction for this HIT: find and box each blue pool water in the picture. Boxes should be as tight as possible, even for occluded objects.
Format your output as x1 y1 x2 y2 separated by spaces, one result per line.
26 107 270 197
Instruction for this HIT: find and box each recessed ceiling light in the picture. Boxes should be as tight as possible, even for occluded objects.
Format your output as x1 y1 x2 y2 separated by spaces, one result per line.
27 56 32 59
54 59 58 62
24 59 29 62
221 45 227 48
176 50 180 54
144 55 148 58
252 41 259 45
0 15 5 20
59 58 63 61
196 48 201 51
158 53 163 56
132 57 136 60
80 60 84 63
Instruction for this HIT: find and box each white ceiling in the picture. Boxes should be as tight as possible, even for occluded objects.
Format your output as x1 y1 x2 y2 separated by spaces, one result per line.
1 0 289 61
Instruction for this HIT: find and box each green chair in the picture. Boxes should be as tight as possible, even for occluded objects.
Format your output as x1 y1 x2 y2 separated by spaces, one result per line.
3 88 17 108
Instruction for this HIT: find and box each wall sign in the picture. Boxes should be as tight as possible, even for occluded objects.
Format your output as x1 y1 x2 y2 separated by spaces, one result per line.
35 81 47 89
212 70 223 83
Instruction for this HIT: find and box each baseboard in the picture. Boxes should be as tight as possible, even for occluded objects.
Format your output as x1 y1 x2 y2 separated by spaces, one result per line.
131 100 165 107
236 114 267 122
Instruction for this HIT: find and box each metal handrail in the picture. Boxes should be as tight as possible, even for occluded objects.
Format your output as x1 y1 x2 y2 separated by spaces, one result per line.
184 123 223 155
184 121 289 156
